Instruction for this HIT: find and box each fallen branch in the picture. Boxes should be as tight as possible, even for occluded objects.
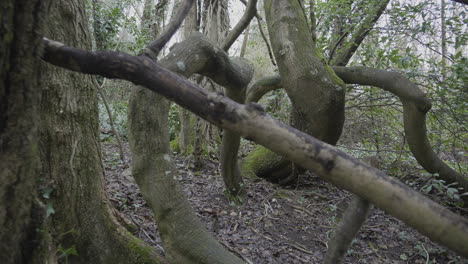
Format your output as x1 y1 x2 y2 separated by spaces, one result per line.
41 38 468 258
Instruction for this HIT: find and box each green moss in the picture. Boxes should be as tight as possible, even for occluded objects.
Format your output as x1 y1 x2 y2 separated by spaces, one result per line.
127 236 158 264
241 145 282 178
325 64 346 87
170 138 180 153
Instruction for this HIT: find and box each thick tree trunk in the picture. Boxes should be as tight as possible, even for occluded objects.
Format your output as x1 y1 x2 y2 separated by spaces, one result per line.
1 0 162 263
129 87 243 263
0 1 50 262
243 0 389 181
258 0 345 182
39 1 163 263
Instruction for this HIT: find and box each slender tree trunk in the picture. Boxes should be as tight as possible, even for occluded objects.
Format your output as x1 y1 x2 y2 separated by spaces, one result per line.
178 1 198 155
192 0 231 168
240 25 250 58
324 156 379 264
127 2 244 262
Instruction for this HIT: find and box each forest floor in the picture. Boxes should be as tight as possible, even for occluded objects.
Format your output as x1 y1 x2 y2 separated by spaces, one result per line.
102 142 467 264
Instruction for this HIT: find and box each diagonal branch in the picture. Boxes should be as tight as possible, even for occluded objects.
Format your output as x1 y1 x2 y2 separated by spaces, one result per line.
41 38 468 258
222 0 258 52
330 0 390 66
143 0 195 59
239 0 276 66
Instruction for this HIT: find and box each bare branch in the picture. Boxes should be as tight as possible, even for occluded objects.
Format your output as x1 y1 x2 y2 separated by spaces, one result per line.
239 0 276 66
41 38 468 258
451 0 468 4
222 0 258 52
143 0 195 59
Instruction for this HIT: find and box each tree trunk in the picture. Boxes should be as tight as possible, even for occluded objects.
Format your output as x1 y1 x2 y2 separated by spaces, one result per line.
127 2 244 262
324 156 379 264
178 1 198 155
38 1 163 263
0 0 50 262
261 0 346 182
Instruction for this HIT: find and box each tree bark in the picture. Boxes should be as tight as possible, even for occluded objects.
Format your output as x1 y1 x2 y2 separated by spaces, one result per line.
39 1 164 263
177 1 198 155
0 0 50 262
260 0 346 182
127 2 245 262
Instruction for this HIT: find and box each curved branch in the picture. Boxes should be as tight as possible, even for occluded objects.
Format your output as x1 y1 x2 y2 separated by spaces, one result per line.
333 66 468 197
222 0 258 52
158 33 254 200
143 0 195 59
42 38 468 258
246 75 282 103
162 33 253 90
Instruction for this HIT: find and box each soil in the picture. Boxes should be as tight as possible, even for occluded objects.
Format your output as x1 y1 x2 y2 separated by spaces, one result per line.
102 142 467 264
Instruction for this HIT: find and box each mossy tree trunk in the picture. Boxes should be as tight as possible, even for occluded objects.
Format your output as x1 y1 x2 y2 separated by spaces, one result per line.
127 1 245 262
243 0 389 183
261 0 346 182
38 0 164 263
1 0 163 263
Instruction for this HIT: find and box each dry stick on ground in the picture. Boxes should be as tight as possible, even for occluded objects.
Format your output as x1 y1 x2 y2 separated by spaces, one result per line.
42 38 468 258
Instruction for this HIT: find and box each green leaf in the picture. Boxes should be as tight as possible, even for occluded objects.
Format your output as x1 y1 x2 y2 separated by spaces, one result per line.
46 203 55 217
42 187 53 199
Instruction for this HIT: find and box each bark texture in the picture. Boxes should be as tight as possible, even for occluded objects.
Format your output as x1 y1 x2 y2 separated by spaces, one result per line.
127 3 245 261
258 0 345 182
0 0 49 262
39 1 163 263
177 0 198 155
